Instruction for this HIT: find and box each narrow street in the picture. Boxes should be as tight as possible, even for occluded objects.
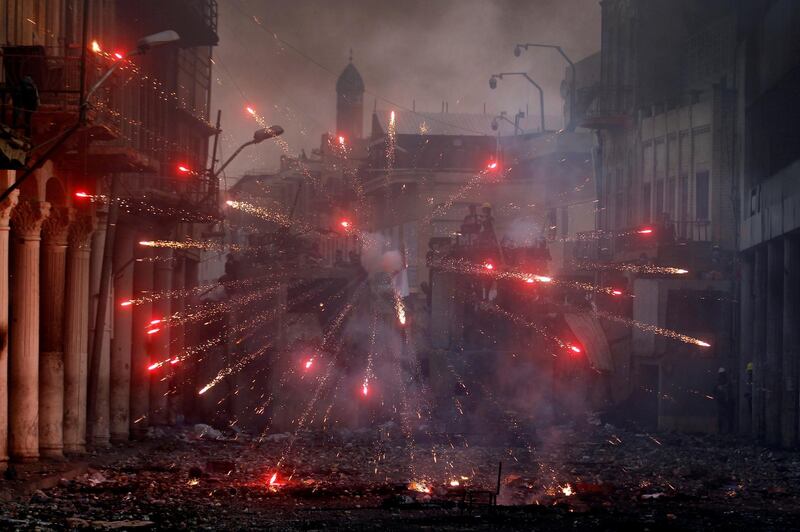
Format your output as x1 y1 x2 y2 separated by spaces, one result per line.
2 423 800 530
2 1 800 529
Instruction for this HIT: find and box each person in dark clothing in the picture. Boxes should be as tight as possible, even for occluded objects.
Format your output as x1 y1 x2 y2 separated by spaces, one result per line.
715 367 734 434
12 76 39 136
460 204 480 246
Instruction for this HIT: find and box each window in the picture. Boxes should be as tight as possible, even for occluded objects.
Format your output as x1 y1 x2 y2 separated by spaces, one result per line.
667 177 676 217
642 182 652 223
696 170 710 221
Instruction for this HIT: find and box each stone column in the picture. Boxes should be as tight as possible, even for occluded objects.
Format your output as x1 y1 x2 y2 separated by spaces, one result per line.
110 224 134 442
0 189 19 471
183 258 200 424
738 252 754 437
753 246 767 441
9 199 50 461
150 248 173 425
167 255 185 425
782 236 800 448
63 215 93 454
130 244 153 438
765 239 783 446
88 213 111 448
39 206 73 458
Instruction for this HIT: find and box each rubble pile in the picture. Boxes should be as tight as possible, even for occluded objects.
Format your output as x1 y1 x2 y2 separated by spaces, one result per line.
1 424 799 530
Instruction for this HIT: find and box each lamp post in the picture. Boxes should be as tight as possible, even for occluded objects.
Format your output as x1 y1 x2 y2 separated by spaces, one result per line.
514 43 576 130
489 72 546 133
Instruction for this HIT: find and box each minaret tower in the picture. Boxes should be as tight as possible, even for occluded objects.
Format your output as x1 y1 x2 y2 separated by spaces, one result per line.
336 50 365 140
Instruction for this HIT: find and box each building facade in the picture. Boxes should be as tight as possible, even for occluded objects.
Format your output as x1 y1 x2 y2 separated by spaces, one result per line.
0 0 218 468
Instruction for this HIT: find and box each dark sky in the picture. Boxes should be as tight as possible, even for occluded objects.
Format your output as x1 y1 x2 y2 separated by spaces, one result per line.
210 0 600 181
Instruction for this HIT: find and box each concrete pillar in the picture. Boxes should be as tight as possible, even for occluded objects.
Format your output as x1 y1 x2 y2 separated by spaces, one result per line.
88 213 111 448
167 255 184 425
150 248 173 425
9 199 51 461
129 244 153 437
753 246 767 440
183 258 200 423
739 252 754 436
39 207 73 458
0 189 19 471
63 215 93 454
765 239 783 446
782 236 800 447
110 224 134 442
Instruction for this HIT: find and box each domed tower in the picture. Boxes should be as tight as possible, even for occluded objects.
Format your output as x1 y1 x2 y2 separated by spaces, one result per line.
336 52 365 140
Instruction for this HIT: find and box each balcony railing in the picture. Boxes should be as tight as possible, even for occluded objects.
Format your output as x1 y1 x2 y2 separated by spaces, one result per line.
1 46 218 215
581 86 634 129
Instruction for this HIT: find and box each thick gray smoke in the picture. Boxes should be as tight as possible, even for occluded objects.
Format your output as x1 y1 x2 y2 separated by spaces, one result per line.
211 0 600 179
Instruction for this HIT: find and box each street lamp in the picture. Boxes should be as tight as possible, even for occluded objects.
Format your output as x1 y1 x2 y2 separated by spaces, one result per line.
489 72 546 133
213 125 284 178
0 30 182 203
514 43 576 130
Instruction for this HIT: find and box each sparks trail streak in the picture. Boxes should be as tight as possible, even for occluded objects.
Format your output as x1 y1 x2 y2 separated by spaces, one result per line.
572 260 688 276
121 274 280 308
593 309 711 348
484 303 581 354
425 165 510 225
433 257 628 296
139 238 242 253
225 200 316 233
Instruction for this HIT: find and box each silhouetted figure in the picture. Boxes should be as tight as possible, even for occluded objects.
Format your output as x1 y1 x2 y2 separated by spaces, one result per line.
715 367 734 434
460 204 480 246
12 76 39 136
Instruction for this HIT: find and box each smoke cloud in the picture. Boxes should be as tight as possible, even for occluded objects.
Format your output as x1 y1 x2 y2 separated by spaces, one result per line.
211 0 600 179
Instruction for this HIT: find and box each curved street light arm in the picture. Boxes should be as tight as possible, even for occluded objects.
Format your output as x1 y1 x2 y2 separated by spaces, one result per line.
490 72 546 132
514 43 577 130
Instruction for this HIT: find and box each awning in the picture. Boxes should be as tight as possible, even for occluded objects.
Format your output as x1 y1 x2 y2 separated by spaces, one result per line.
564 313 613 371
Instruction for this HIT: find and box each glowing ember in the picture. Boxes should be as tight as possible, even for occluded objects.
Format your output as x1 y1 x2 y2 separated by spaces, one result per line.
91 40 101 53
561 484 574 496
75 191 90 198
113 52 123 60
170 357 179 365
120 300 133 307
304 359 313 369
637 228 653 234
487 161 498 169
484 262 494 270
246 106 256 116
177 164 191 173
535 275 552 283
269 473 278 486
612 290 623 296
149 319 162 325
362 383 369 396
139 240 156 247
338 135 345 145
407 481 431 493
187 478 199 486
675 268 689 274
198 384 211 395
568 345 582 354
147 363 160 371
525 277 535 284
340 220 350 228
697 341 711 347
146 328 160 335
449 480 460 487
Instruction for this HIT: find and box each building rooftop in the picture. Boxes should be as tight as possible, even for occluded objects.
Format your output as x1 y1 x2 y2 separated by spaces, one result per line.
372 110 543 138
